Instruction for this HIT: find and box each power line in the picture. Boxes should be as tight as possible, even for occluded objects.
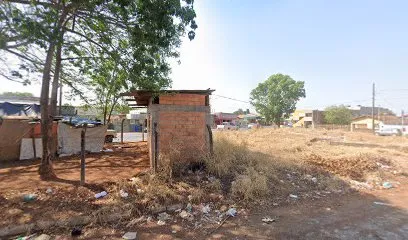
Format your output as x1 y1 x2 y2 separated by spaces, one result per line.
212 94 250 104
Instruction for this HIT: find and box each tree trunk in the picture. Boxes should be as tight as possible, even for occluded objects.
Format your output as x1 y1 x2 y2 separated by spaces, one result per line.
50 42 62 116
39 4 67 179
107 97 118 124
39 42 57 179
48 41 63 158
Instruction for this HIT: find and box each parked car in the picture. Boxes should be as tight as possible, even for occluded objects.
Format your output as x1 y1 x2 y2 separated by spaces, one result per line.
248 123 256 129
375 128 401 136
105 129 117 142
217 122 238 130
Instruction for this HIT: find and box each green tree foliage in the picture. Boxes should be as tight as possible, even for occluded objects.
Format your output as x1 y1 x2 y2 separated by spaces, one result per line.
324 105 352 125
250 73 305 127
0 91 34 97
0 0 197 178
233 108 245 115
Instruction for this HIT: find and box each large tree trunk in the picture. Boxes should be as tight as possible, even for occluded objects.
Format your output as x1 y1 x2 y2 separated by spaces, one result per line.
39 42 57 179
48 41 63 158
39 4 67 179
50 42 62 116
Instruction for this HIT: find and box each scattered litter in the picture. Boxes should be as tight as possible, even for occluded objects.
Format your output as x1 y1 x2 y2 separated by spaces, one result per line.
187 195 193 201
272 203 279 206
16 234 37 240
373 201 392 206
103 149 114 152
157 212 172 221
186 203 193 212
289 194 298 199
95 191 108 199
130 177 141 183
208 176 216 182
179 210 194 221
120 189 129 198
157 220 166 225
226 208 237 217
46 188 53 194
136 188 144 194
146 216 153 222
35 234 52 240
122 232 137 240
171 230 177 234
202 204 211 214
376 162 391 169
350 180 373 189
382 182 393 189
311 177 318 183
23 194 37 202
262 217 276 224
71 227 82 237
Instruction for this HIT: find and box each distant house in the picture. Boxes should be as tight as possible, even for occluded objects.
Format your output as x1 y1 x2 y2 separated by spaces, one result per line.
213 112 237 125
350 114 402 131
290 109 324 128
350 116 381 131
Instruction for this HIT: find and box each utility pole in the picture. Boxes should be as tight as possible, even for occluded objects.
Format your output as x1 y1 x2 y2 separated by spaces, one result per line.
372 83 375 134
402 110 405 126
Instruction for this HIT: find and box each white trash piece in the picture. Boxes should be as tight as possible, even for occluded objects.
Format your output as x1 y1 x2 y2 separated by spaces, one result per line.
95 191 108 199
122 232 137 240
227 208 237 217
120 190 129 198
289 194 298 199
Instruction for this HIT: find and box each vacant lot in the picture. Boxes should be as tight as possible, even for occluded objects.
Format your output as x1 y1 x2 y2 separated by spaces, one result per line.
1 128 407 239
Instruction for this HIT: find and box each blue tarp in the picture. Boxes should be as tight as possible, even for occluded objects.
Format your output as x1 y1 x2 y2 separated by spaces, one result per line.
0 102 41 117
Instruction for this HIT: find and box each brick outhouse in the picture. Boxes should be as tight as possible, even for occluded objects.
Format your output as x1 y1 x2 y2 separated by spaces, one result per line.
122 90 214 171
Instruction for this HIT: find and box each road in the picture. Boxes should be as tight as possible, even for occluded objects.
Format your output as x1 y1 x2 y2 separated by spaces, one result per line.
113 132 146 142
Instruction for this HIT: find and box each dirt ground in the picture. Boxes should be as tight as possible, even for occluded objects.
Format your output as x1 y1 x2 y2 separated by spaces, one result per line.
1 129 408 239
0 142 149 228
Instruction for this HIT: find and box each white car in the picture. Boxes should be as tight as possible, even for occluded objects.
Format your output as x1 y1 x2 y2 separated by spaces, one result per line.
217 122 238 130
375 128 400 136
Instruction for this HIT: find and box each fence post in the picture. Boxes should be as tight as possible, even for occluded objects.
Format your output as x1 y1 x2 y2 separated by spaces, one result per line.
121 119 125 144
142 119 145 142
31 125 37 159
80 123 87 186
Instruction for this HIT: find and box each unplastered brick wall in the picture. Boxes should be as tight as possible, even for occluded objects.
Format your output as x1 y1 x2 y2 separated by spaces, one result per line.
158 111 207 161
159 94 205 106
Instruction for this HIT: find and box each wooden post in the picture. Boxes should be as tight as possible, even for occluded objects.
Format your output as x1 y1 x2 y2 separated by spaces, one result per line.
153 122 158 172
121 119 125 144
206 124 214 156
80 123 87 186
142 118 145 142
31 126 36 159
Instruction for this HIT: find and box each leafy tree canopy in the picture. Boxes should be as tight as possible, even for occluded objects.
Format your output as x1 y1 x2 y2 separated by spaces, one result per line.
250 73 305 126
233 108 250 115
324 105 352 125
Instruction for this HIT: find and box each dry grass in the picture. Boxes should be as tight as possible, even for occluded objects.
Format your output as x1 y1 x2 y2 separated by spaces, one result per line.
204 128 408 202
